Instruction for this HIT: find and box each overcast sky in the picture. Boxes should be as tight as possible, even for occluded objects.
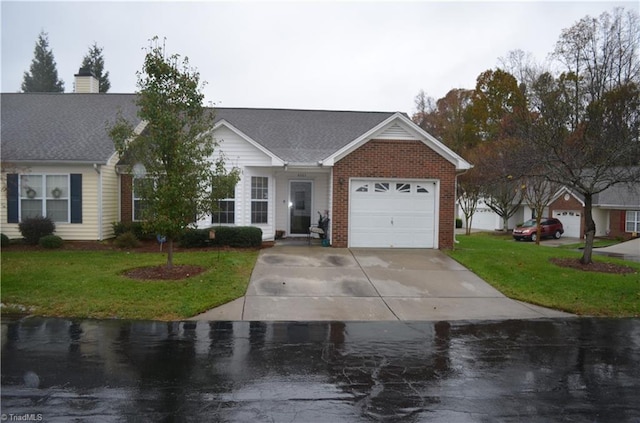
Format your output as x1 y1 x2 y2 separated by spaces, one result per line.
1 1 636 113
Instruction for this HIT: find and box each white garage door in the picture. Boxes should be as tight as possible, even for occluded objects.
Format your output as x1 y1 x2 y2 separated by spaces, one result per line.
553 210 582 238
350 179 436 248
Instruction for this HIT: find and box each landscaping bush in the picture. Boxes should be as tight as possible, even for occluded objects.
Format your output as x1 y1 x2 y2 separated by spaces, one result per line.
112 221 154 240
19 216 56 245
455 218 463 229
114 231 140 249
1 233 9 248
39 235 64 249
231 226 263 248
179 229 210 248
191 226 262 248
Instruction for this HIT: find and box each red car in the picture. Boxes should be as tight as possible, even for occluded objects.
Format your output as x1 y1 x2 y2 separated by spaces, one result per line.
512 218 564 242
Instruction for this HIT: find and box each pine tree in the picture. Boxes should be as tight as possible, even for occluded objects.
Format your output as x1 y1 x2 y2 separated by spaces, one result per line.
80 42 111 93
21 31 64 92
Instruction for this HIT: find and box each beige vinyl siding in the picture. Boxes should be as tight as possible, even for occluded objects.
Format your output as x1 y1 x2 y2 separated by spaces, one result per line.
99 154 120 240
0 164 101 241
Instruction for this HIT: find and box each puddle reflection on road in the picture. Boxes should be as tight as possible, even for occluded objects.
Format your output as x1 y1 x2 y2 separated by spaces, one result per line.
2 317 639 422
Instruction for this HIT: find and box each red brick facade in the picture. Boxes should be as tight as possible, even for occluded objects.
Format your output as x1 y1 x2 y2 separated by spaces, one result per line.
331 139 457 249
121 174 133 222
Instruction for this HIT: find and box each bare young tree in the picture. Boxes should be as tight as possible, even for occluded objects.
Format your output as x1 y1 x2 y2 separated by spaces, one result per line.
521 175 562 245
457 171 481 236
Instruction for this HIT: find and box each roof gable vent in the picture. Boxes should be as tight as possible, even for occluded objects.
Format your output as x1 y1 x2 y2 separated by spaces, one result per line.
375 122 415 140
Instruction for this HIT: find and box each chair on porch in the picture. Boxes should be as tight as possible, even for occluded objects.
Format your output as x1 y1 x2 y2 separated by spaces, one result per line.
308 210 330 245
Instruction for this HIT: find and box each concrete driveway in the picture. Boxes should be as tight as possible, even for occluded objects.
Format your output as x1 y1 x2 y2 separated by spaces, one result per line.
192 246 573 321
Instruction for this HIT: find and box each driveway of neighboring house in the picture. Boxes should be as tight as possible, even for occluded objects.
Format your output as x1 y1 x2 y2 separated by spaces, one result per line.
191 246 573 321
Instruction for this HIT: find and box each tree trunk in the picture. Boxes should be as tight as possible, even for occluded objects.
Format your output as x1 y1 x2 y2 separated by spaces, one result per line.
580 194 595 265
503 216 509 232
166 238 174 269
465 215 473 235
535 215 542 246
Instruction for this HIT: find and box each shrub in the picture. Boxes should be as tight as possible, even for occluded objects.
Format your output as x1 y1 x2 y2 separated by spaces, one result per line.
455 218 463 229
179 229 210 248
210 226 262 248
1 233 10 248
231 226 263 248
39 235 63 249
114 232 140 249
112 221 154 240
173 226 263 249
19 216 56 245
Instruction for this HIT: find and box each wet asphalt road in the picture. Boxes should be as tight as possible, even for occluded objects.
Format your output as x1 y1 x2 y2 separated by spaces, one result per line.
2 317 639 422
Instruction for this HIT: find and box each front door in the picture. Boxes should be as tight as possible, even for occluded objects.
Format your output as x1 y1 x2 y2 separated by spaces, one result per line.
290 181 313 235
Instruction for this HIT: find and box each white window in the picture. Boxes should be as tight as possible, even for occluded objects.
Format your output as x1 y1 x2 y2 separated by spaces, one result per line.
20 174 69 222
212 190 235 224
251 176 268 224
625 210 640 233
132 177 154 221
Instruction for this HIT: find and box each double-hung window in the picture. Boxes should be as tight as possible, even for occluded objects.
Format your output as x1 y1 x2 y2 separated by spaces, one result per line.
625 210 640 233
251 176 268 224
132 177 154 221
20 174 69 222
212 190 235 224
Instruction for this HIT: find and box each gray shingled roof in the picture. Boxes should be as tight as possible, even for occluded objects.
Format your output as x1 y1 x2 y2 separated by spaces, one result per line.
1 93 140 163
211 108 395 163
594 183 640 208
1 93 398 165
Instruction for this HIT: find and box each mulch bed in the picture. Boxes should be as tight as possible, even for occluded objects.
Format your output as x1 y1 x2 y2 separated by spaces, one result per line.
123 265 206 281
550 258 637 274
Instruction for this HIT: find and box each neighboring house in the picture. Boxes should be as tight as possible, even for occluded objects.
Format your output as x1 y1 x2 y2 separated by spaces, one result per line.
1 72 143 241
459 184 639 239
548 185 640 239
459 196 531 232
2 73 471 249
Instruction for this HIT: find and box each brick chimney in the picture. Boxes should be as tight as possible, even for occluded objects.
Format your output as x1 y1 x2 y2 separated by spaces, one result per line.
74 68 99 93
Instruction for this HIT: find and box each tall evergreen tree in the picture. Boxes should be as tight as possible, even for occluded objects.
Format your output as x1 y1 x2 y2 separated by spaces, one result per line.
21 31 64 92
80 42 111 93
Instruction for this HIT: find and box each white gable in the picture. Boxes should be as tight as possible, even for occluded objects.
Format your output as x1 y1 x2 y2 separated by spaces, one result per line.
212 121 284 167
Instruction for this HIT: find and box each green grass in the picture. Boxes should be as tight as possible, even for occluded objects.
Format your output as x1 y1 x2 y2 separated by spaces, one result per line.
448 233 640 317
1 249 258 320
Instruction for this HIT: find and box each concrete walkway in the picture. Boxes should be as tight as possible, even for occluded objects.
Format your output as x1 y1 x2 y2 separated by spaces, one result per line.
595 237 640 259
191 246 573 321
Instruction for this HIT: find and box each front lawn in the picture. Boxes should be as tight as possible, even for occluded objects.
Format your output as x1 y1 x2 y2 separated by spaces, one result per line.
448 233 640 317
1 249 258 320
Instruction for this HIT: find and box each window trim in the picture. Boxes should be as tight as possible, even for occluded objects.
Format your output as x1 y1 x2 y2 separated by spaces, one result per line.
132 177 156 222
251 176 269 225
212 187 236 225
19 174 71 223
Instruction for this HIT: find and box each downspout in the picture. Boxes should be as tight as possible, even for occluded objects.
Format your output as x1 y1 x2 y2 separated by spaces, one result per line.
94 164 102 240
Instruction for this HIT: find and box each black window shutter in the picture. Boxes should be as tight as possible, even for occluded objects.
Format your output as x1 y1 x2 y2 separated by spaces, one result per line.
6 173 19 223
70 174 82 223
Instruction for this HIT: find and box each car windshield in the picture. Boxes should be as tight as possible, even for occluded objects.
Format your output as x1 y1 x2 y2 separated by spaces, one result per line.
521 220 537 228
